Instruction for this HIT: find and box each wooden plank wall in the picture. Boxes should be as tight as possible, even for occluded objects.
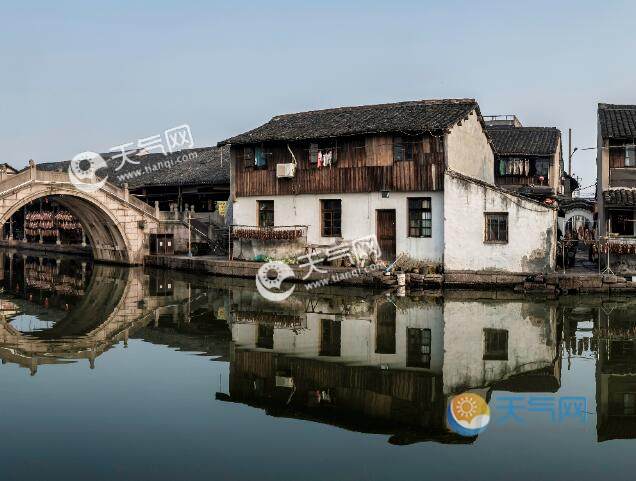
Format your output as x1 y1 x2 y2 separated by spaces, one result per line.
233 134 445 196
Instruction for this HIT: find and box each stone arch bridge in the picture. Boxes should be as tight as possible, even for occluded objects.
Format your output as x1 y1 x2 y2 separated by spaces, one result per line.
0 161 209 264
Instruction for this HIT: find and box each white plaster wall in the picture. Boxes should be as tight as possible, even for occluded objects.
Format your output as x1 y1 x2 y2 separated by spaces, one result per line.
444 172 557 272
442 300 557 395
233 191 444 261
445 110 494 183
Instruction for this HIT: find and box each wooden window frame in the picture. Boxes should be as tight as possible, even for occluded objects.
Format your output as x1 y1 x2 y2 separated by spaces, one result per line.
408 197 432 238
320 199 342 238
243 146 254 169
484 212 509 244
257 200 274 228
393 136 415 162
483 328 508 361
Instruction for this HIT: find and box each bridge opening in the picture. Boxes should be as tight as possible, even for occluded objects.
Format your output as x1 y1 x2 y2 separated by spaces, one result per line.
0 194 131 264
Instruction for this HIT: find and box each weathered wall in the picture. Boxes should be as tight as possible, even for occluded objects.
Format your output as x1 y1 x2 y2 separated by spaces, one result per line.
233 191 444 262
445 110 494 183
444 172 556 273
597 119 609 235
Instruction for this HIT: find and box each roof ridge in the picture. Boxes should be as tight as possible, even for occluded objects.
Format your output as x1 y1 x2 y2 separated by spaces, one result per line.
271 98 477 120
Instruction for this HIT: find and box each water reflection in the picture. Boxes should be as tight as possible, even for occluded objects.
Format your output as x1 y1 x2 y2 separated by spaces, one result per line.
0 252 229 374
3 249 636 448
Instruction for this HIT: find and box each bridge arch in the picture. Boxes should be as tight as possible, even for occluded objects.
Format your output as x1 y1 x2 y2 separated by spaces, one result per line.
0 167 166 264
0 188 133 263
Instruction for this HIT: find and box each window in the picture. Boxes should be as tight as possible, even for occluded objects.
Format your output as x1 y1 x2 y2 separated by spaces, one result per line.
321 199 342 237
609 210 634 236
626 146 636 167
406 328 431 368
393 137 414 162
257 324 274 349
408 198 432 237
258 200 274 228
320 319 341 356
309 143 319 164
483 328 508 360
485 213 508 243
243 146 254 166
623 393 636 415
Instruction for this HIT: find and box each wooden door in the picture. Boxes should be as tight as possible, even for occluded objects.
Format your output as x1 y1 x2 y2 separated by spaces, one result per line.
376 209 396 261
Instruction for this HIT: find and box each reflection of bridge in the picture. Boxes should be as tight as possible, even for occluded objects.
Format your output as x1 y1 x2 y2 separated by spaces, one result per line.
0 163 207 264
0 263 230 374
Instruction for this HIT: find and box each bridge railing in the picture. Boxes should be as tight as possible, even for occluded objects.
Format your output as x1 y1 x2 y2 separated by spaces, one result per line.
0 169 32 195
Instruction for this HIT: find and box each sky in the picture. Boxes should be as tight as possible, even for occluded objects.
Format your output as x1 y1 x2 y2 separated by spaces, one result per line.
2 0 636 193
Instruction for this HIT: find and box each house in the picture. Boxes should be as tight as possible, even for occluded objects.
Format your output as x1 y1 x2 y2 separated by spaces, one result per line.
596 103 636 272
485 115 563 200
220 98 556 274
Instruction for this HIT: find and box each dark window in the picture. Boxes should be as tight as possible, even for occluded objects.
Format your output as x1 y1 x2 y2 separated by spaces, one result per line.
483 328 508 360
393 137 414 162
320 319 341 356
258 200 274 228
627 146 636 167
408 198 432 237
407 328 431 368
257 324 274 349
321 199 342 237
609 210 634 236
309 143 319 164
243 146 254 166
485 213 508 243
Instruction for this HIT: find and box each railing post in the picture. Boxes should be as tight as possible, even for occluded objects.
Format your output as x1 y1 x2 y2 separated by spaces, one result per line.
123 183 129 202
29 159 36 181
0 166 6 182
154 201 160 218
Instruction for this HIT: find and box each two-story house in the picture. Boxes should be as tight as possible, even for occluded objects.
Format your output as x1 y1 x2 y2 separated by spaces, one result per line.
597 103 636 237
485 116 563 200
219 98 556 274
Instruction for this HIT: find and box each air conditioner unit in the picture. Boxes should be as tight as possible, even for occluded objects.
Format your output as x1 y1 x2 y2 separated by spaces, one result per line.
276 163 296 178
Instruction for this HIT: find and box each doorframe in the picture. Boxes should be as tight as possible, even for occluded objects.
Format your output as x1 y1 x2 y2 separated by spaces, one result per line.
376 208 397 261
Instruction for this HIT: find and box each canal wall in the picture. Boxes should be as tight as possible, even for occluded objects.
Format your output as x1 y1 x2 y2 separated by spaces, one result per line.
144 254 636 295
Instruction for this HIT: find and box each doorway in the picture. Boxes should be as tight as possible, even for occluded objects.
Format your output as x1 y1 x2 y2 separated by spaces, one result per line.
376 209 396 261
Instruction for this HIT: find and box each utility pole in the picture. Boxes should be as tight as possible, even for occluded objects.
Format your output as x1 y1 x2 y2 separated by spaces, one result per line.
568 128 572 175
187 210 192 257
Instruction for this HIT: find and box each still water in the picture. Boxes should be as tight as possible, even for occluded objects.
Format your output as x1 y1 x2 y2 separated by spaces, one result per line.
0 250 635 480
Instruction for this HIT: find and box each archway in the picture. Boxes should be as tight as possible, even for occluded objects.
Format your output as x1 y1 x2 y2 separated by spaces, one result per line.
0 190 132 264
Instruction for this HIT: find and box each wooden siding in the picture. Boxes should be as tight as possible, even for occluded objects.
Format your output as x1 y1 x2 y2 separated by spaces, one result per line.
233 135 445 197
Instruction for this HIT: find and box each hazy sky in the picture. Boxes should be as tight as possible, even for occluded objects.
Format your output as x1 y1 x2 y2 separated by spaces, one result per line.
2 0 635 192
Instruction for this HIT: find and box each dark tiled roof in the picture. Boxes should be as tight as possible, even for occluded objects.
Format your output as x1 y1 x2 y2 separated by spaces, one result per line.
598 103 636 139
35 146 230 188
486 126 560 156
218 99 480 145
603 188 636 206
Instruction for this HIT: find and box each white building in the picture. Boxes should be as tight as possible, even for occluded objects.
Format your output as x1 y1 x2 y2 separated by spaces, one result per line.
220 98 556 274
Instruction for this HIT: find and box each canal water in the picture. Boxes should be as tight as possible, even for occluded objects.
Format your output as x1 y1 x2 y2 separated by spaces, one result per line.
0 251 635 480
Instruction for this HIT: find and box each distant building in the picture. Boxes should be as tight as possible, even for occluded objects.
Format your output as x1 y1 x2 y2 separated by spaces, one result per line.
220 98 556 274
485 116 563 200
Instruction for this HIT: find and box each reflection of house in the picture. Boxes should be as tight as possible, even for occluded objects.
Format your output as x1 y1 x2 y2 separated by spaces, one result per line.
485 115 563 200
595 305 636 442
442 298 560 394
221 99 556 274
223 290 562 443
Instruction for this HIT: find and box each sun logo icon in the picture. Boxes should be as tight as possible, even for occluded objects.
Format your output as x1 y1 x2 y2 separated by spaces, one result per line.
447 392 490 437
